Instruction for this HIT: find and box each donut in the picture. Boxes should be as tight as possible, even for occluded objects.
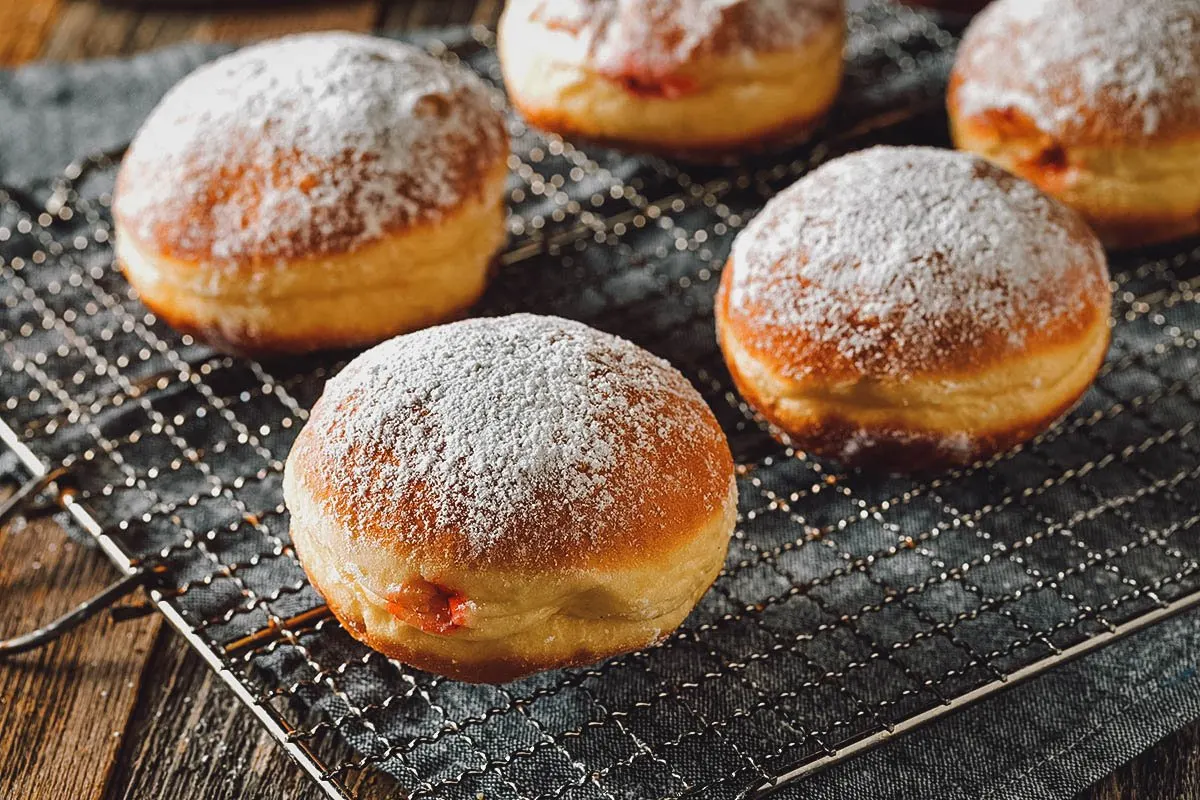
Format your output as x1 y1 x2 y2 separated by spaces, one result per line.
113 33 509 354
283 314 737 683
715 146 1112 472
498 0 845 157
948 0 1200 248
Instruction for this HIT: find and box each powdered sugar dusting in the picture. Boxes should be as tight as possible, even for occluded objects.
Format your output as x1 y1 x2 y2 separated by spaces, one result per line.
115 32 506 264
726 147 1107 379
309 315 728 559
519 0 841 75
954 0 1200 138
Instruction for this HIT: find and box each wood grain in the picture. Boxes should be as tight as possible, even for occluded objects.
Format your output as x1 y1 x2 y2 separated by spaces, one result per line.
0 0 501 66
38 0 144 62
102 631 325 800
0 0 61 66
0 497 162 800
1081 722 1200 800
0 1 1197 799
379 0 499 29
194 1 378 44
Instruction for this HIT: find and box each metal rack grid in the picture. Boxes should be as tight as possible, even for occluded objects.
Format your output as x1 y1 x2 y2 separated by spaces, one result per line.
3 4 1200 799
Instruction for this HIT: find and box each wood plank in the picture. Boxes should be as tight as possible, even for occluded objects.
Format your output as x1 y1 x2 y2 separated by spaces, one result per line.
378 0 500 37
0 497 162 800
38 0 142 61
1076 721 1200 799
0 0 63 66
469 0 503 27
105 631 407 800
102 634 325 800
194 1 378 44
19 0 502 67
380 0 477 31
123 12 211 57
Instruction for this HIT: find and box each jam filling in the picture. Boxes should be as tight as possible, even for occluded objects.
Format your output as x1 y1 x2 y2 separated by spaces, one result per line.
619 74 696 99
975 108 1076 190
603 65 697 99
385 578 470 635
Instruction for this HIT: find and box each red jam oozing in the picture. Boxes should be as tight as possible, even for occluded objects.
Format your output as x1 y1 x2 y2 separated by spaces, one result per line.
385 579 470 635
447 595 473 628
601 56 697 99
1023 142 1075 193
616 72 697 99
975 108 1076 188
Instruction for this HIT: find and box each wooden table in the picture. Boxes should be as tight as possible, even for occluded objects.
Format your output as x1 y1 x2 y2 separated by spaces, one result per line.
0 2 1196 798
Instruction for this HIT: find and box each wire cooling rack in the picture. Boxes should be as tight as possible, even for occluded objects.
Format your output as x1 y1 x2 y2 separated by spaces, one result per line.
3 4 1200 799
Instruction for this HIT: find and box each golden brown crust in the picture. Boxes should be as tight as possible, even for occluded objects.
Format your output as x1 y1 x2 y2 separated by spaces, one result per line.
286 316 736 573
1084 214 1200 250
304 562 667 683
713 147 1113 471
498 0 843 154
510 94 826 160
131 290 268 357
286 385 737 682
949 103 1200 249
112 33 508 267
716 300 1105 471
514 0 843 79
948 0 1200 148
716 149 1111 385
717 252 1108 387
290 403 732 573
114 164 509 356
114 129 507 266
126 273 481 357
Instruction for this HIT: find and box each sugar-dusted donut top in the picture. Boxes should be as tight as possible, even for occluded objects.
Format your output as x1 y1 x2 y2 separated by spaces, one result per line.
721 146 1111 382
115 32 508 265
288 315 734 570
508 0 843 77
951 0 1200 143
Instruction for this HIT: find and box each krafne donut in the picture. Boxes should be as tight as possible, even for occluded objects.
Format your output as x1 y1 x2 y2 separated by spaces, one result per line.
716 147 1112 472
113 33 509 354
284 314 737 683
498 0 845 157
949 0 1200 248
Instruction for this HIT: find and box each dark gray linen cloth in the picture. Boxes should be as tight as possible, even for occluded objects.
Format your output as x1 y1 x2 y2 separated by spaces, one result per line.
3 13 1200 800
